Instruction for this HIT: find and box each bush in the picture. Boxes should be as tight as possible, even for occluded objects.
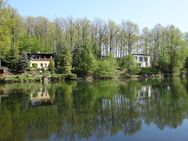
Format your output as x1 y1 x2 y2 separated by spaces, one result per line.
94 58 117 79
139 67 159 75
48 58 55 72
65 73 77 80
50 73 77 81
32 63 38 69
119 55 140 74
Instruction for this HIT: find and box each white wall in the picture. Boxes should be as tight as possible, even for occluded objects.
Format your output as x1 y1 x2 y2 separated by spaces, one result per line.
133 54 151 67
30 60 50 70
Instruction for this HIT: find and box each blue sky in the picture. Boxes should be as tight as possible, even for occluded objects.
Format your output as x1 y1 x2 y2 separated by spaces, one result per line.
8 0 188 32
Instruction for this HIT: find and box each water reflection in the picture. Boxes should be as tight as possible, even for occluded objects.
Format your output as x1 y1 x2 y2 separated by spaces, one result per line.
0 94 9 104
0 79 188 141
30 87 54 106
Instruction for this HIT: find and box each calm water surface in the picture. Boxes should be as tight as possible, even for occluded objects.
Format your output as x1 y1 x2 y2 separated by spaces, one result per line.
0 79 188 141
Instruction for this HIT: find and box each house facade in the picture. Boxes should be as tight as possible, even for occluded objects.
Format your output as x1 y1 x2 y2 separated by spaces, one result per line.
132 54 151 67
27 52 54 70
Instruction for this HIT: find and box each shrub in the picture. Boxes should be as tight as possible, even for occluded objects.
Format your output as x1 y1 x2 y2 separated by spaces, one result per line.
65 73 77 80
139 67 159 75
119 55 140 74
94 58 117 79
32 63 38 69
48 58 55 72
72 42 96 76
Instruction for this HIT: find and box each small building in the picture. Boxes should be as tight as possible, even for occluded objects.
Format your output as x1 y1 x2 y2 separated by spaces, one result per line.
0 67 9 75
0 60 9 75
27 52 54 70
132 54 151 67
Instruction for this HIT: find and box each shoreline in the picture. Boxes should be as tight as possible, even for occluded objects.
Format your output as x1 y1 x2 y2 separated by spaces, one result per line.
0 72 181 84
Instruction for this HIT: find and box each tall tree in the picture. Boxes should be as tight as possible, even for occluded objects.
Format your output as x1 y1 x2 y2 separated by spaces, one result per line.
150 24 164 67
0 5 11 60
140 27 152 54
122 21 139 55
92 19 108 58
72 42 96 76
4 46 19 71
16 51 29 72
107 20 119 56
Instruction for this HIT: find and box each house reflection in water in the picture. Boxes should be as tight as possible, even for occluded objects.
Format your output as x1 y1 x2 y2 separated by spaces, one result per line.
101 85 152 110
0 88 9 104
136 85 151 99
30 88 54 106
0 94 9 104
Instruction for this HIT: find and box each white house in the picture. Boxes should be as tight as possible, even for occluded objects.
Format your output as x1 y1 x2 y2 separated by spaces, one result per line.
132 54 151 67
27 52 54 70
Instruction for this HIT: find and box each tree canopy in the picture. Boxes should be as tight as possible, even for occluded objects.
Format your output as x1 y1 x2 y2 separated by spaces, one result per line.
1 1 188 76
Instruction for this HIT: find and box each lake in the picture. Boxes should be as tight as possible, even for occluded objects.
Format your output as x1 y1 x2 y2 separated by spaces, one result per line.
0 78 188 141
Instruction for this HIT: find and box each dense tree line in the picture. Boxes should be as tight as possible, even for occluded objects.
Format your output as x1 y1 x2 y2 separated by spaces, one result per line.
1 1 188 76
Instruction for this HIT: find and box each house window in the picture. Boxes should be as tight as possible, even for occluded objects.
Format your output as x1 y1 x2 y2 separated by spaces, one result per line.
135 56 137 60
139 57 143 62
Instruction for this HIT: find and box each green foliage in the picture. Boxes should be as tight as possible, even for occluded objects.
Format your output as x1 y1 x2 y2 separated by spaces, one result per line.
158 49 171 73
1 2 188 77
0 7 12 60
170 49 185 74
16 51 29 72
32 63 38 69
48 58 55 72
55 45 72 74
62 47 72 74
139 67 159 75
4 46 19 71
119 55 140 74
94 57 117 78
65 73 77 80
156 26 187 74
185 57 188 74
50 73 77 81
72 42 96 76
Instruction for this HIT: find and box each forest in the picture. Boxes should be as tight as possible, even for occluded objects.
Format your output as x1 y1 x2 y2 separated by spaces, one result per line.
1 0 188 78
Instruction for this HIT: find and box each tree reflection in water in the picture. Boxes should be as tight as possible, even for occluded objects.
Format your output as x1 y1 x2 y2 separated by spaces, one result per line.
0 79 188 141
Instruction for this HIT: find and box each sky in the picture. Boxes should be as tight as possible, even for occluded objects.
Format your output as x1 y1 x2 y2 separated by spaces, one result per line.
7 0 188 32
